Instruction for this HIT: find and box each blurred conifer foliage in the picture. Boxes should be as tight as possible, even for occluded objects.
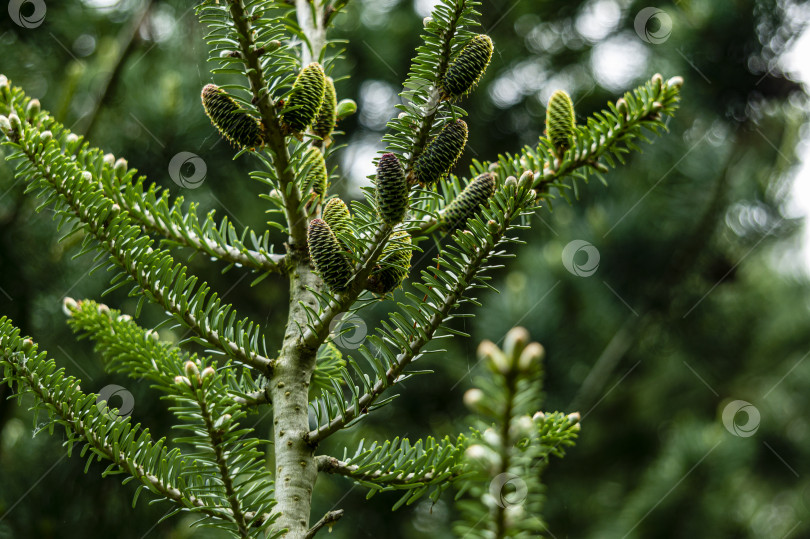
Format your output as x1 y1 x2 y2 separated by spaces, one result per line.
0 1 807 538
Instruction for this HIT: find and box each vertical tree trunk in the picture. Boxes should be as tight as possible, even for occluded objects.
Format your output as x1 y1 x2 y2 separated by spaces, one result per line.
271 3 329 536
271 256 322 537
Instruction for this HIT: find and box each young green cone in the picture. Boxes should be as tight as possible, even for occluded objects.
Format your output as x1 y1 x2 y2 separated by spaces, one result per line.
308 218 353 292
366 231 412 295
201 84 263 149
281 63 326 135
302 148 328 196
546 90 575 155
440 34 494 100
440 172 497 230
313 77 337 145
375 153 408 225
414 119 468 186
322 198 352 239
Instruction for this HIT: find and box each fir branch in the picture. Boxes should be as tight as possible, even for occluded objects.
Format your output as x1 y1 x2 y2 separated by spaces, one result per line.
0 105 274 375
171 363 278 534
0 88 288 275
307 178 536 444
315 434 471 510
108 179 287 275
65 299 200 389
410 75 683 237
0 318 231 522
196 377 252 538
315 449 460 486
383 0 482 175
218 0 309 248
318 455 433 483
65 299 270 412
455 332 580 538
304 509 344 539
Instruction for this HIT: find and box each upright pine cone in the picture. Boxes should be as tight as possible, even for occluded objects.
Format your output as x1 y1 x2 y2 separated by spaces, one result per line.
546 90 575 155
308 218 353 292
312 77 337 145
201 84 263 149
302 148 328 196
366 231 412 295
413 119 468 186
281 63 326 135
375 153 408 225
440 34 494 100
322 198 352 239
440 172 497 230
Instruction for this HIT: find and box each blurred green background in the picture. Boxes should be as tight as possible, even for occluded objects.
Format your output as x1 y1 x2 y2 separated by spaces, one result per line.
2 0 809 537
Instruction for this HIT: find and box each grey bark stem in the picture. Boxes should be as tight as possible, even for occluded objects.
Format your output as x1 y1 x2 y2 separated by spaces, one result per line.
270 258 323 537
296 0 326 66
267 3 329 537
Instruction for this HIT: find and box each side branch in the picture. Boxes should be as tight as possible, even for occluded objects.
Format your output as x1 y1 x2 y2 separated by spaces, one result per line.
307 193 526 444
14 142 273 375
0 88 287 275
315 455 444 486
197 387 251 537
404 0 471 175
409 76 683 238
1 344 208 516
226 0 309 248
304 509 344 539
111 188 288 274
